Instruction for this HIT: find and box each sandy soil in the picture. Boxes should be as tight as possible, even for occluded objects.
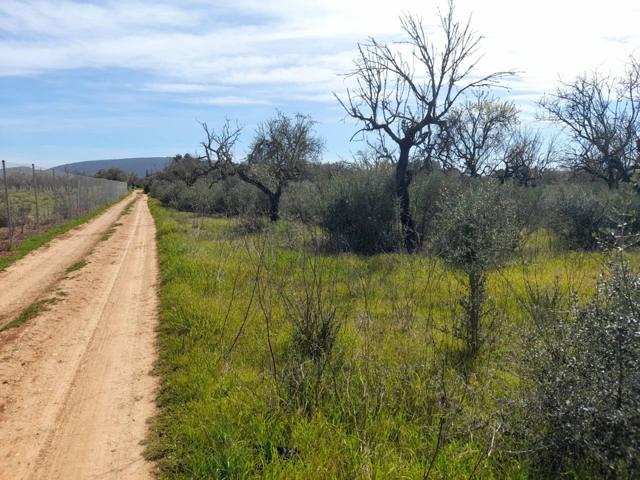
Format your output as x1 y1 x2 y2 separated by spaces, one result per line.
0 194 159 479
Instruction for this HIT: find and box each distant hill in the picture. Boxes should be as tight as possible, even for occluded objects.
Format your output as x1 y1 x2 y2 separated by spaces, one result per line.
52 157 172 177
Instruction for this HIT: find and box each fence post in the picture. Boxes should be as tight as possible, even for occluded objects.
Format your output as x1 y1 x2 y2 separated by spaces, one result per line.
2 160 13 248
32 163 40 227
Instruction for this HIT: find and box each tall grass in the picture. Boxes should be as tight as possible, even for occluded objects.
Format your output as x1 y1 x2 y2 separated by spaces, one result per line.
146 200 627 479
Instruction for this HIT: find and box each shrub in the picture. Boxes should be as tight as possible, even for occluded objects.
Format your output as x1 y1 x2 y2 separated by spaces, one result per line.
234 213 268 235
410 169 458 242
149 178 182 207
149 175 267 217
280 180 322 223
207 176 268 217
520 257 640 478
319 162 400 254
509 183 545 231
543 184 614 249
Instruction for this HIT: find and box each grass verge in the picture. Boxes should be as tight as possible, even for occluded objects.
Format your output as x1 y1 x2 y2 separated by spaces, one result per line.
0 193 130 271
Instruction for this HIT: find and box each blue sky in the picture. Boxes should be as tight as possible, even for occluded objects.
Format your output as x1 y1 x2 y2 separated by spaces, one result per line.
1 0 638 167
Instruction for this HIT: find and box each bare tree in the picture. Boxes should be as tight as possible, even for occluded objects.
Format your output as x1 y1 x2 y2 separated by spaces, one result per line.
200 113 322 221
336 1 513 252
497 128 556 186
539 57 640 188
441 91 518 177
199 120 242 177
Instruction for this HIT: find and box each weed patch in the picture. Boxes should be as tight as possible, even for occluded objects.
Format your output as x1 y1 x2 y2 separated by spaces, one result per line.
101 227 117 241
122 203 134 215
66 259 88 274
1 297 59 331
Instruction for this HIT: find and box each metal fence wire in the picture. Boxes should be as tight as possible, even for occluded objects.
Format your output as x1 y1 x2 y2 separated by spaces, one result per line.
1 160 128 251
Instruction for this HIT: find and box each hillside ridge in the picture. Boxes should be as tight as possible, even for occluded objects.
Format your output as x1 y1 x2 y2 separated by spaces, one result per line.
53 157 171 176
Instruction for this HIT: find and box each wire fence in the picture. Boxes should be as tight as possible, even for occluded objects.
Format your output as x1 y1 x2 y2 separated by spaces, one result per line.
1 160 128 251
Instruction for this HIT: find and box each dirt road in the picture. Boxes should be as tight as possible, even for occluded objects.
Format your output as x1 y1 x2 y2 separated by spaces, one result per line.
0 195 132 328
0 194 158 479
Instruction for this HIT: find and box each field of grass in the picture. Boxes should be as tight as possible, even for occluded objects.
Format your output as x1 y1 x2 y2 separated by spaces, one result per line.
7 190 56 220
4 189 99 230
146 201 633 479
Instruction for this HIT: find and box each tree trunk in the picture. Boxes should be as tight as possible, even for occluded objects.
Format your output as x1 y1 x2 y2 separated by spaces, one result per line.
268 191 281 222
396 144 419 253
237 169 282 222
467 269 486 356
606 161 617 189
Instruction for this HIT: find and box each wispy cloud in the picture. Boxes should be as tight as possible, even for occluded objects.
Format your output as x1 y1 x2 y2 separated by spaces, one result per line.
142 83 231 94
190 95 272 106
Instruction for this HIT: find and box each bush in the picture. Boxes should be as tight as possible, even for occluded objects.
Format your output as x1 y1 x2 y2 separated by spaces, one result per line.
542 184 614 249
410 169 458 242
520 257 640 478
509 183 545 231
207 177 268 217
149 175 267 217
280 180 322 223
319 162 401 254
149 178 183 207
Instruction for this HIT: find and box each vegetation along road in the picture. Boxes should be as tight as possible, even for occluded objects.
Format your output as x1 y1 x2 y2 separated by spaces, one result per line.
0 193 158 479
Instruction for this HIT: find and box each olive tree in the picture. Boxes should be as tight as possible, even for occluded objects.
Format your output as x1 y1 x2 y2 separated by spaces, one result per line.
200 113 323 221
434 180 520 355
337 1 513 252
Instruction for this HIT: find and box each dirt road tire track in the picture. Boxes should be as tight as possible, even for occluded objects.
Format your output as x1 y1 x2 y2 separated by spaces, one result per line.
0 194 158 479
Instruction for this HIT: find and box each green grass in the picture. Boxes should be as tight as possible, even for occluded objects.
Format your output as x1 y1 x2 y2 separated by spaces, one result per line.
66 259 88 273
1 297 59 331
146 200 632 479
0 194 130 271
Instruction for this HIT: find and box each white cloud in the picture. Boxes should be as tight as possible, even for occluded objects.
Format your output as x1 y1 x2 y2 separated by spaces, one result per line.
0 0 639 110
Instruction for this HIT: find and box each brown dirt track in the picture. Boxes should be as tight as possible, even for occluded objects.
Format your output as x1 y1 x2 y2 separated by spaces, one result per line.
0 193 158 479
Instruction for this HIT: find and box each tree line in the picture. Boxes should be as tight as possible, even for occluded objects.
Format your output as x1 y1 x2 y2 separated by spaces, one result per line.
143 2 640 255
